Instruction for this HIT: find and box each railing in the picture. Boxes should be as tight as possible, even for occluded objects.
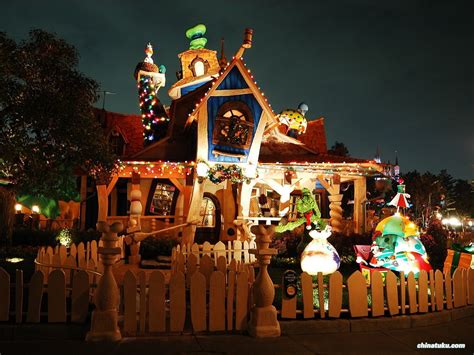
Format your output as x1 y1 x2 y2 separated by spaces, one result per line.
171 240 257 270
106 215 187 234
35 241 105 285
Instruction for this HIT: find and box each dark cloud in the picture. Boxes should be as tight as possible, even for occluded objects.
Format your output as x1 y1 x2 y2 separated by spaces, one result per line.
1 0 472 178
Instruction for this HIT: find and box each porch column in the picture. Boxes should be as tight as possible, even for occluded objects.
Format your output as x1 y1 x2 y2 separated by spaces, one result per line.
126 172 143 265
183 176 204 244
96 184 108 223
235 180 256 241
353 177 367 234
317 175 343 233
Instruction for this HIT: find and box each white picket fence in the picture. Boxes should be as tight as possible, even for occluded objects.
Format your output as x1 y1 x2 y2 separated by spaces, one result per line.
121 259 255 335
35 241 103 285
0 268 91 324
280 268 474 319
171 240 257 271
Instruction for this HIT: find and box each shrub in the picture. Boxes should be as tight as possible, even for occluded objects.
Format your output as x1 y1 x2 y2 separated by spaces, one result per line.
12 227 101 247
139 236 179 259
329 232 372 265
422 219 448 270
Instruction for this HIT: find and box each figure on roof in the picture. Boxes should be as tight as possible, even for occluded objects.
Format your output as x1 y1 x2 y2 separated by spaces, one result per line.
277 102 308 138
134 43 169 144
186 24 207 50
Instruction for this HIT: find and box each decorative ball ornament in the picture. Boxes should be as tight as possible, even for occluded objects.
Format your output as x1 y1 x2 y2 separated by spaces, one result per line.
300 225 340 275
277 109 307 137
130 189 142 215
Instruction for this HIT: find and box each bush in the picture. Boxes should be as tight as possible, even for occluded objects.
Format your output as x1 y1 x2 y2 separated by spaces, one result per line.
421 219 448 270
139 236 179 259
328 232 372 265
272 224 305 258
12 227 101 247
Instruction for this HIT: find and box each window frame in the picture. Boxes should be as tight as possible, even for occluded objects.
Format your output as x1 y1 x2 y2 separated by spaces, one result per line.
212 101 254 149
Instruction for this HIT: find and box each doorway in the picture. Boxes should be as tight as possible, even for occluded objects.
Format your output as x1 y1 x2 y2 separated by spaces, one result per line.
195 192 221 244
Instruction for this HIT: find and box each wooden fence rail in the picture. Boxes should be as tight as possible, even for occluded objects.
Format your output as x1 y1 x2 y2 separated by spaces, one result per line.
280 268 474 319
0 267 91 324
121 265 254 335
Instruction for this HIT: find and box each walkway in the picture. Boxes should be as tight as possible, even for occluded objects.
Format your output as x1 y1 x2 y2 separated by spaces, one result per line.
1 315 473 354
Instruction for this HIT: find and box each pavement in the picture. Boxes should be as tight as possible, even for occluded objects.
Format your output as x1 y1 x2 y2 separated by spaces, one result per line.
0 314 473 355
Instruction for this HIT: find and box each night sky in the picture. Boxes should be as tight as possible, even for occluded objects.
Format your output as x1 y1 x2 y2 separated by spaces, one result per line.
1 0 472 179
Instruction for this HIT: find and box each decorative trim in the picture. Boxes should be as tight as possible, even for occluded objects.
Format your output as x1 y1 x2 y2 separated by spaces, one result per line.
212 88 253 96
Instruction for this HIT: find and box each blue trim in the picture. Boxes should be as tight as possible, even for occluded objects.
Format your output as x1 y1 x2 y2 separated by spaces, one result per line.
181 81 209 96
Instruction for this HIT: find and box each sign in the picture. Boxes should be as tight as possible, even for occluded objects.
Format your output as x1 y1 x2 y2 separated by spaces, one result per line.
282 270 298 299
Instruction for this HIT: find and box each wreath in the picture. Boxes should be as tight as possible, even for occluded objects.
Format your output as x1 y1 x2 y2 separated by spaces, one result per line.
208 164 244 184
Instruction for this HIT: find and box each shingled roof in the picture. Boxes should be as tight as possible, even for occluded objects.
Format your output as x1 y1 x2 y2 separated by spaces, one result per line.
297 118 327 153
258 138 371 164
94 108 144 158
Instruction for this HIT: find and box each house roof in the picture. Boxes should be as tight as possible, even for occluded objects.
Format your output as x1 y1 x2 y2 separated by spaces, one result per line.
258 138 369 164
297 118 327 153
94 108 144 158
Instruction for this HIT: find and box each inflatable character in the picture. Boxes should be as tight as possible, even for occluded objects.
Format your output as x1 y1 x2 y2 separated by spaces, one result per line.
301 224 340 275
368 214 432 275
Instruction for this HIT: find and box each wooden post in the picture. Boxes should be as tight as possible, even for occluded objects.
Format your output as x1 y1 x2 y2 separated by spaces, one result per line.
86 221 123 341
96 184 108 223
247 225 280 337
80 175 87 231
353 177 366 234
126 172 143 265
183 177 204 244
317 175 343 233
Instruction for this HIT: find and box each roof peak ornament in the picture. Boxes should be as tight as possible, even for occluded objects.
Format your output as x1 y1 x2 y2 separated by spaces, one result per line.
186 24 207 50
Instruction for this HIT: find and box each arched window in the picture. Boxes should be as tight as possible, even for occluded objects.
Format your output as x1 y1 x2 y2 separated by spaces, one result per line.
189 56 209 77
212 101 254 149
108 129 125 156
198 196 216 227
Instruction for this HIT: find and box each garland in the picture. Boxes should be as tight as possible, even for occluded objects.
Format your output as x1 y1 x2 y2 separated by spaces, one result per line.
207 164 244 184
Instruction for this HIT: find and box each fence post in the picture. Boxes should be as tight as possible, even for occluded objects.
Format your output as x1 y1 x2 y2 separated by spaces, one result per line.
247 225 280 337
86 220 123 341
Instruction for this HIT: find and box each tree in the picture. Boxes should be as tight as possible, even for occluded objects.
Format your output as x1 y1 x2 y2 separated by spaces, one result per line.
328 141 349 157
0 30 116 244
452 179 474 217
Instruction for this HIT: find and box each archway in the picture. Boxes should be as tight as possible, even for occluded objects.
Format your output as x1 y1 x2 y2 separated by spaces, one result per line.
195 192 221 244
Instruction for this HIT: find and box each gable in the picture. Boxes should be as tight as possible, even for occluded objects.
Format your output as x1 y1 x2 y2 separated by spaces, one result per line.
217 67 249 90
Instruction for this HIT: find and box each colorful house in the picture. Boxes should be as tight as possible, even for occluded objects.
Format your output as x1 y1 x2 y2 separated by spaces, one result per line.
81 26 385 245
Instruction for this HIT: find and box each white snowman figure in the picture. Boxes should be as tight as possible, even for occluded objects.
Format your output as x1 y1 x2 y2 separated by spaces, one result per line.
300 225 340 275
